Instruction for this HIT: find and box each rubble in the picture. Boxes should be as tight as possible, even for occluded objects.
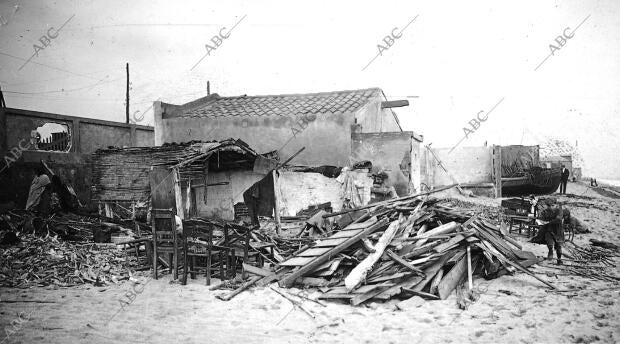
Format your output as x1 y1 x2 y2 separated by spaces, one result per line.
0 209 145 288
250 187 557 306
0 233 139 288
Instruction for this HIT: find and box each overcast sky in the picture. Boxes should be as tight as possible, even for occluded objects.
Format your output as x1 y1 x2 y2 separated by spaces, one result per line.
1 0 618 178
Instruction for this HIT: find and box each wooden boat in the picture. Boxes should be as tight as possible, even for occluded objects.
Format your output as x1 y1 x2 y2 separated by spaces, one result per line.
502 166 562 196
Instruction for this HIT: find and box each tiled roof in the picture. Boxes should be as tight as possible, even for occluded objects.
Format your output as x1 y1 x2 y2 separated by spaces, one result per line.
180 88 381 118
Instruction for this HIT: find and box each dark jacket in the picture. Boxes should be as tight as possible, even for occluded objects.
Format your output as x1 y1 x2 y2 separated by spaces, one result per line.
561 168 570 182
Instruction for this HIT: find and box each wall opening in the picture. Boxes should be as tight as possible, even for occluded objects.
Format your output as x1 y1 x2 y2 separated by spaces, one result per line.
32 122 71 152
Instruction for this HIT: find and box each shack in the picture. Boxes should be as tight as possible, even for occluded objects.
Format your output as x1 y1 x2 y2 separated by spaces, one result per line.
152 88 422 196
90 139 373 226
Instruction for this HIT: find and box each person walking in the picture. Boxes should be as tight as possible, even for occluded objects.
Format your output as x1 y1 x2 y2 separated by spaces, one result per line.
559 165 570 194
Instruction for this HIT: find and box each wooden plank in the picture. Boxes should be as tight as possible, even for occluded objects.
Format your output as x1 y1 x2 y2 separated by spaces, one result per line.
367 272 408 284
400 240 440 258
416 222 459 239
330 228 365 239
295 277 329 287
216 276 262 301
412 251 456 292
313 237 352 247
242 263 273 277
373 275 423 300
313 259 342 276
318 293 355 300
401 287 441 300
311 259 338 273
322 287 349 294
380 100 409 109
345 220 378 230
429 268 444 294
433 234 466 253
278 217 389 287
297 247 333 257
324 284 378 296
474 223 519 261
385 249 425 275
351 285 391 306
280 256 317 267
437 255 468 299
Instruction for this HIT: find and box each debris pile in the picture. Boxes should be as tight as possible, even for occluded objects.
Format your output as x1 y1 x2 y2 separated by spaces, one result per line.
0 234 139 288
267 193 553 306
551 241 620 282
0 209 144 288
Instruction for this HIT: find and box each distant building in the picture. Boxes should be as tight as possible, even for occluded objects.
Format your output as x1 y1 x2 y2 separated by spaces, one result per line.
541 154 573 179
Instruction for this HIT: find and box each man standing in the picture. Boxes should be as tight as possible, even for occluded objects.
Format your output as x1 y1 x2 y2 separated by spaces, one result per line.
559 165 570 194
531 198 565 265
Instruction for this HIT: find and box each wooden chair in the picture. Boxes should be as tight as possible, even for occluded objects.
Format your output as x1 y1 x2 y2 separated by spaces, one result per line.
152 208 180 280
117 238 151 270
181 220 234 285
222 223 253 279
222 223 275 279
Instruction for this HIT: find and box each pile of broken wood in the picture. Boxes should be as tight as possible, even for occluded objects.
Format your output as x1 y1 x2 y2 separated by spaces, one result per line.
0 233 140 288
250 191 557 306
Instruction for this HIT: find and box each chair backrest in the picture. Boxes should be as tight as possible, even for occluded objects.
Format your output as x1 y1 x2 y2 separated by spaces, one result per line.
152 208 176 244
183 220 214 241
224 223 256 247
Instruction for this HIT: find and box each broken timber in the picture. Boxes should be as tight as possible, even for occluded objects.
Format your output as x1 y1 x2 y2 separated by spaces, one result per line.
278 217 389 287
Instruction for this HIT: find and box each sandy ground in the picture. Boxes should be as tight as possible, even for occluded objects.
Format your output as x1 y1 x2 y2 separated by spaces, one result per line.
1 182 619 344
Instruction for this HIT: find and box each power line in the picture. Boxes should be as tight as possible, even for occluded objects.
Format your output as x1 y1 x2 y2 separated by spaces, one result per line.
3 75 124 95
66 23 223 30
0 50 101 80
0 67 121 87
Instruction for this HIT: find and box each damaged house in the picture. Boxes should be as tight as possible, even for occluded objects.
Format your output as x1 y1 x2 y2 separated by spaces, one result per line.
90 139 373 228
153 88 422 197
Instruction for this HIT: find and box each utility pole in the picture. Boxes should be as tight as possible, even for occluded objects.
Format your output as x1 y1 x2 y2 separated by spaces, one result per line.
207 81 210 96
125 63 129 124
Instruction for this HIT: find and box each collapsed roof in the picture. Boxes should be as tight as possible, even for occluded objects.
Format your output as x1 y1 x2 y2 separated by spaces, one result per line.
91 139 273 202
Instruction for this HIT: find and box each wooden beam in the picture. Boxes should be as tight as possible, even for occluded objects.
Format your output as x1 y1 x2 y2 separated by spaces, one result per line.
272 170 282 235
385 249 425 275
323 184 457 218
216 276 262 301
203 162 209 204
242 263 273 277
185 178 191 217
172 168 184 220
467 245 473 290
381 100 409 109
345 220 400 291
437 254 467 299
493 145 502 198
